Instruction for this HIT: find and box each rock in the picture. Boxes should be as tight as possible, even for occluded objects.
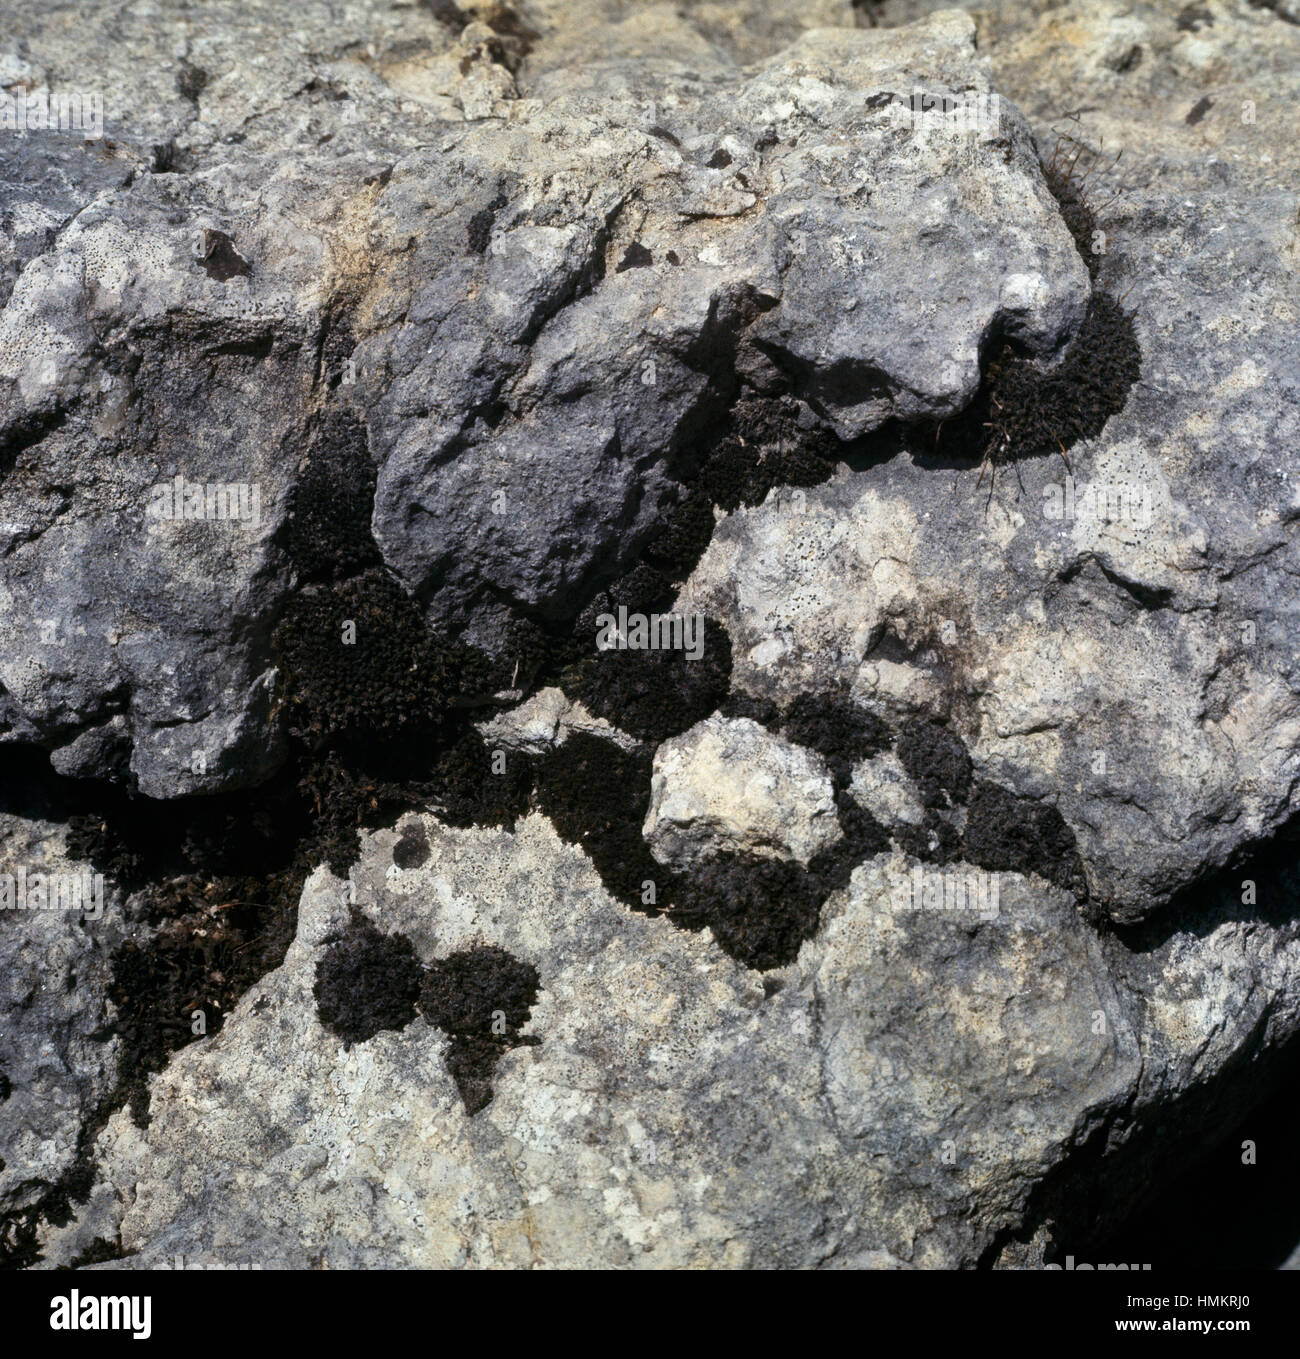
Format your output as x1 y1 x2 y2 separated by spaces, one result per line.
1 2 1087 786
475 685 643 753
850 750 928 829
5 0 1300 1273
34 814 1300 1269
644 715 839 867
0 810 124 1259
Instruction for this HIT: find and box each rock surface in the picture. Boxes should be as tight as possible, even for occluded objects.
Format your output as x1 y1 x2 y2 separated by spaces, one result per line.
645 715 840 867
35 814 1300 1269
2 0 1300 1270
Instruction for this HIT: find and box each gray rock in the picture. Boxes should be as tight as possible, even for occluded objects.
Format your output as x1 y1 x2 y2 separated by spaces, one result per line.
0 813 123 1227
35 816 1300 1269
644 715 839 867
851 750 928 829
5 0 1300 1272
678 0 1300 922
1 3 1086 785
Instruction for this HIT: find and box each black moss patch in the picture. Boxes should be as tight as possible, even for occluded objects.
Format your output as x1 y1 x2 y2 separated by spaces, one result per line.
284 408 380 583
616 242 653 272
68 1236 133 1268
562 617 732 742
1043 150 1103 280
176 59 209 103
779 690 889 783
467 191 507 254
272 569 471 748
65 769 308 896
672 853 824 972
314 921 421 1047
895 811 963 867
896 720 972 809
109 863 303 1123
534 733 665 910
963 781 1086 896
929 293 1140 470
198 229 250 283
420 946 540 1113
534 721 888 969
393 822 430 869
0 1070 9 1101
296 753 425 876
809 789 891 896
421 945 538 1034
428 729 533 829
2 752 313 1139
719 691 781 729
639 488 717 583
695 398 839 513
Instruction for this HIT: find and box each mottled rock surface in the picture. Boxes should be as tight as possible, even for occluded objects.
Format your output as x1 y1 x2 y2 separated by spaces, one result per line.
36 815 1300 1269
3 0 1300 1271
645 715 840 867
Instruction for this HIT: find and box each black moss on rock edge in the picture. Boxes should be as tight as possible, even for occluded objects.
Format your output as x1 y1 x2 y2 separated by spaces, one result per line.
314 920 422 1047
420 945 541 1114
918 140 1141 473
963 781 1087 897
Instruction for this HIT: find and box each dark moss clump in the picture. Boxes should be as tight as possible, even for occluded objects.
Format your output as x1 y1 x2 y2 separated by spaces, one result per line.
65 812 151 893
110 864 302 1122
534 732 665 909
68 1237 133 1268
699 399 838 512
1044 154 1102 279
931 293 1140 470
295 754 413 875
718 690 781 728
639 488 716 583
808 790 891 895
0 1070 9 1101
428 730 533 829
924 138 1140 474
963 781 1086 896
616 242 653 272
284 408 381 583
894 812 963 867
393 822 430 869
673 852 824 972
421 944 539 1036
64 769 308 894
780 691 889 782
272 568 467 747
989 295 1138 460
563 616 732 742
896 720 972 809
586 562 679 623
467 191 506 254
420 945 541 1113
314 921 421 1047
